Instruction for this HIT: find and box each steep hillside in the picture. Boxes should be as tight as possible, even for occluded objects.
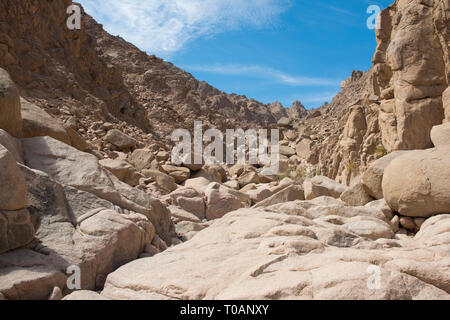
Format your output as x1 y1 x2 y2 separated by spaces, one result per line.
0 0 279 151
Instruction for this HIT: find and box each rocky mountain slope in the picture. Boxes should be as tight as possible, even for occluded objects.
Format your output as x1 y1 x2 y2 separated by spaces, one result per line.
0 0 284 152
0 0 449 300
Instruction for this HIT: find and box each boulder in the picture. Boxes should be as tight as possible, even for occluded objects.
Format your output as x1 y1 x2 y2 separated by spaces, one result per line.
0 209 35 254
184 177 212 194
253 184 304 208
205 183 249 220
168 187 205 220
99 159 141 187
361 151 408 199
156 150 170 162
162 164 191 184
340 180 374 207
0 129 23 163
382 146 450 217
279 146 296 157
65 126 88 151
431 123 450 147
129 148 155 170
21 98 71 145
0 145 27 211
245 188 274 205
304 176 347 200
21 136 172 240
142 169 177 192
193 165 227 183
0 68 22 137
296 138 315 163
238 171 260 188
105 129 137 150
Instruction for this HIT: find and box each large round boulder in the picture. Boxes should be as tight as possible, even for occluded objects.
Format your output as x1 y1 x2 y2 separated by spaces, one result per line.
382 146 450 217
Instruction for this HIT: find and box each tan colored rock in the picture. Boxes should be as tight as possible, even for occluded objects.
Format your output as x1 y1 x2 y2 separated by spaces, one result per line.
279 145 296 157
100 159 141 187
296 138 315 162
21 98 71 145
246 188 273 205
431 123 450 147
184 177 212 193
0 129 23 163
162 164 190 184
205 183 249 220
0 249 67 300
399 217 416 231
129 148 155 170
22 136 172 239
365 199 393 221
102 207 449 300
0 68 22 137
0 209 35 254
0 145 27 211
340 181 374 207
193 165 227 183
277 117 291 127
105 129 137 151
65 126 88 151
63 291 109 300
253 184 304 208
223 180 240 190
142 169 177 192
375 1 448 151
304 176 347 200
168 187 205 220
383 147 450 217
361 151 408 199
156 150 170 162
443 87 450 123
238 171 260 188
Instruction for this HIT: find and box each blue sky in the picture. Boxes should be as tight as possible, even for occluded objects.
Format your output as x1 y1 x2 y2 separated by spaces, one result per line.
79 0 393 109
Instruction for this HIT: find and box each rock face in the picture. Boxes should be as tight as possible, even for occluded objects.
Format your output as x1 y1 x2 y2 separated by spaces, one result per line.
0 68 21 137
383 146 450 218
21 136 173 241
102 202 449 300
375 0 449 152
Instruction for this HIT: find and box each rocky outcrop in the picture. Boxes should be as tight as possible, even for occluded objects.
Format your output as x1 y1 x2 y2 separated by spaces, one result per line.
374 0 450 152
382 145 450 217
101 200 449 300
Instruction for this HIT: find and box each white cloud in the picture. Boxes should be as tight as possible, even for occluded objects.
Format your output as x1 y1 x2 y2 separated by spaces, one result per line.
78 0 291 57
184 64 339 86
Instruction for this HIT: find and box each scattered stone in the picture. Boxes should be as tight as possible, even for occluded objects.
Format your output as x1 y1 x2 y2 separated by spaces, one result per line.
304 176 347 200
105 129 137 150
